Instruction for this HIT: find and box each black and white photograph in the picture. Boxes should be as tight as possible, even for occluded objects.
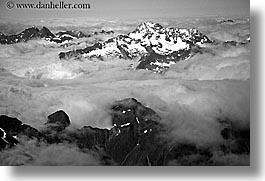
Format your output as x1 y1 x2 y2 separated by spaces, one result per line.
0 0 251 166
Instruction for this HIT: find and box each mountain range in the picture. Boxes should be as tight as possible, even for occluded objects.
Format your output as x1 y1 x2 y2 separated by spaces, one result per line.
59 22 213 73
0 22 214 73
0 22 250 74
0 98 249 165
0 26 113 44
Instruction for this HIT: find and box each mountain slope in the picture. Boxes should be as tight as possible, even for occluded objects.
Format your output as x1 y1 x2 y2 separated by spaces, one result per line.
0 27 114 45
59 22 213 73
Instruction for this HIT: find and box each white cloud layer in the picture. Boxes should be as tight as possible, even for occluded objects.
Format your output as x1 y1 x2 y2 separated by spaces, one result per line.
0 16 250 165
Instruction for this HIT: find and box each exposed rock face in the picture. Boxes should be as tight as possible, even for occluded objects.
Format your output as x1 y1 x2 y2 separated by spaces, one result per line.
39 26 55 39
0 27 113 45
219 19 235 24
59 22 213 73
58 43 103 59
98 30 114 35
0 128 10 149
136 47 191 73
0 98 250 165
223 38 250 47
0 115 44 149
107 98 168 165
0 27 49 44
50 30 90 43
0 98 169 165
0 23 213 73
45 110 70 131
72 98 169 165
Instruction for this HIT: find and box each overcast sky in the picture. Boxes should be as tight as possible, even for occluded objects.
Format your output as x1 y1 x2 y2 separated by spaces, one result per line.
0 0 249 20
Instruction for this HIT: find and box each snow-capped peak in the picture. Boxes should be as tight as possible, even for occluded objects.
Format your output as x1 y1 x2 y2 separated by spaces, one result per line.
59 22 213 73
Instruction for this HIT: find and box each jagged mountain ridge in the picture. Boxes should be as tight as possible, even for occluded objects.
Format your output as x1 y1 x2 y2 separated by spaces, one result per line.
0 98 170 165
59 22 213 72
0 27 52 44
0 98 249 165
0 26 114 44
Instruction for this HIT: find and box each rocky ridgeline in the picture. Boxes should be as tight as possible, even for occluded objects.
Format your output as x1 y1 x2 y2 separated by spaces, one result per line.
0 98 172 165
59 22 213 73
0 98 249 166
0 26 114 45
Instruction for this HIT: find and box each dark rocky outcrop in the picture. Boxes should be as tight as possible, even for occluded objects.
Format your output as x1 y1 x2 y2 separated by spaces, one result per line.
45 110 70 131
0 27 113 45
0 98 250 165
58 43 103 59
220 19 234 24
222 38 250 48
223 40 238 47
0 98 169 165
0 27 55 44
71 98 169 165
98 30 114 35
136 47 191 73
50 30 91 43
0 115 45 149
106 98 168 165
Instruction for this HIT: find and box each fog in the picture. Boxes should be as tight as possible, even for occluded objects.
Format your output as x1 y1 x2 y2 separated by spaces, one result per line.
0 16 250 165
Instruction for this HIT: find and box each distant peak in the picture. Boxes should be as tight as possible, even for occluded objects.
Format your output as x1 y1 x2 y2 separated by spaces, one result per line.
24 26 39 31
135 22 163 31
40 26 49 31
